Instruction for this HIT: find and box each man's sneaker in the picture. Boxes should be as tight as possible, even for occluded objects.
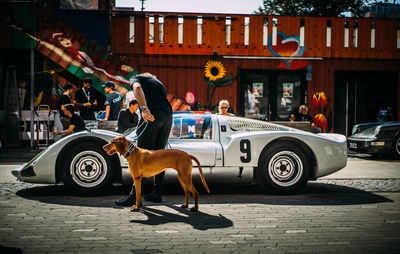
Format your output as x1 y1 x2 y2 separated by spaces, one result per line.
114 194 136 206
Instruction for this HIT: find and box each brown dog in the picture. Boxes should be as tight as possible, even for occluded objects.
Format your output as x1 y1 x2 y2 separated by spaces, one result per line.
103 136 210 212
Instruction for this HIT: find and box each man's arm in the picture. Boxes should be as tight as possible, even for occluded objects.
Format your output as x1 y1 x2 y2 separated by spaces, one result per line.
55 124 75 135
132 82 155 122
104 105 110 120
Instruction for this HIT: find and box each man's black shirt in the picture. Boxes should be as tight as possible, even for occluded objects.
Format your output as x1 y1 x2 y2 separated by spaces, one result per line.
117 109 138 133
75 88 96 120
69 114 87 132
130 75 172 114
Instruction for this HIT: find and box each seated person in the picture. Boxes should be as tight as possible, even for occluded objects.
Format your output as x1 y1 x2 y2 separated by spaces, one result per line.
217 99 235 116
297 105 313 122
54 104 87 136
117 99 139 133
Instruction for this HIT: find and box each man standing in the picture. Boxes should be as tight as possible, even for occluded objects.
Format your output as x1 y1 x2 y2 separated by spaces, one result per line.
102 81 123 121
54 104 87 135
74 77 97 120
58 83 74 130
117 99 139 134
115 72 172 206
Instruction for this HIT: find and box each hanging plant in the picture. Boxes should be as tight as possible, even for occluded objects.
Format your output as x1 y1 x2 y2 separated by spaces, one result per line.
204 60 226 81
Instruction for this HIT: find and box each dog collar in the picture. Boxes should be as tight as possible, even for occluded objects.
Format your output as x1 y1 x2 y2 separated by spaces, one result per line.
124 143 136 158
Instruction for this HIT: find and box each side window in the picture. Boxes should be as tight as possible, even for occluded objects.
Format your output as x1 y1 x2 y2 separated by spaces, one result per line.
169 116 212 139
170 117 182 138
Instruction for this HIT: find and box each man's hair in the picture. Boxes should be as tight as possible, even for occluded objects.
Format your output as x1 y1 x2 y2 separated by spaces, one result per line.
129 99 138 107
299 105 308 113
64 83 73 90
83 77 92 84
63 104 74 114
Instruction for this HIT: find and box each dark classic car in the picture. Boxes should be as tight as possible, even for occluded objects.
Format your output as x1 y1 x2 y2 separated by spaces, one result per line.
347 122 400 159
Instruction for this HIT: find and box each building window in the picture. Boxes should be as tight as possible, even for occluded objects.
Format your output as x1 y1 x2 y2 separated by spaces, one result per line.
129 16 135 43
344 20 349 48
148 16 154 43
158 16 164 43
244 17 250 46
263 18 268 46
226 17 231 45
326 19 331 47
397 22 400 49
272 18 278 46
371 21 376 48
353 20 358 48
300 19 305 47
197 16 202 45
178 16 184 44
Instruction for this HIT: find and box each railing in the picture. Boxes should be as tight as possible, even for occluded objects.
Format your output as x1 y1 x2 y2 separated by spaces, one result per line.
113 12 400 59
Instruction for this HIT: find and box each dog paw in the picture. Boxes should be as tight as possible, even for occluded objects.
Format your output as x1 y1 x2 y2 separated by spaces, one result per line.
130 206 140 212
190 207 198 212
181 204 188 208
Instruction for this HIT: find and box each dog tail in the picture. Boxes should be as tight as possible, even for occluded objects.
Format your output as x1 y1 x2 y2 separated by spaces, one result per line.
190 155 210 193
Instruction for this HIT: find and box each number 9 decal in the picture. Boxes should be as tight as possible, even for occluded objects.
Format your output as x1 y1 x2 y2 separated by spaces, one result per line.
240 139 251 163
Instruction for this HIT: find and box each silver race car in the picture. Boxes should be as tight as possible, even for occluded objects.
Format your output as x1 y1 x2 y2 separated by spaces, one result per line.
12 113 347 194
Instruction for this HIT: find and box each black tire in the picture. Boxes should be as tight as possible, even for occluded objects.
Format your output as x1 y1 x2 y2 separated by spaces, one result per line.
62 143 114 193
391 135 400 160
257 142 309 194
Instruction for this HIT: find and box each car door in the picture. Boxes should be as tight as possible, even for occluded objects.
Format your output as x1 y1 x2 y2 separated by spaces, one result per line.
168 114 218 167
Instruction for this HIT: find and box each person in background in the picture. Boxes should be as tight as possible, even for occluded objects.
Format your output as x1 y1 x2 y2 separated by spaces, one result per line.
117 99 139 133
125 90 136 108
115 72 172 206
74 77 97 120
102 81 123 121
217 99 234 116
58 83 74 130
54 104 86 136
297 105 313 122
289 114 296 122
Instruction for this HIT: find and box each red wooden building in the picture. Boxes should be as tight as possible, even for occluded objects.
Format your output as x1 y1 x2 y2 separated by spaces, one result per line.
111 11 400 135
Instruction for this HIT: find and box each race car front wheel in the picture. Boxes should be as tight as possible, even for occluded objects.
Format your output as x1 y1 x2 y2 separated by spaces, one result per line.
62 143 113 193
257 142 309 194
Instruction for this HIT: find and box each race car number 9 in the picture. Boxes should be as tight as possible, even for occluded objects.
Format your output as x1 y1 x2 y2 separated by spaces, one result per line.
240 139 251 163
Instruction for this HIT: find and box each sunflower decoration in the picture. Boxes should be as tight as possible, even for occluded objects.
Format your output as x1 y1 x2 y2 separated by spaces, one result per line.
204 60 226 81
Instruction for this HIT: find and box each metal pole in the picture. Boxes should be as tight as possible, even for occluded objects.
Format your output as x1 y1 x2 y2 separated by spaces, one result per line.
30 49 35 149
345 81 349 137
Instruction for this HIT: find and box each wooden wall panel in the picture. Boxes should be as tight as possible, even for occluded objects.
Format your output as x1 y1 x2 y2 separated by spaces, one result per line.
113 12 400 59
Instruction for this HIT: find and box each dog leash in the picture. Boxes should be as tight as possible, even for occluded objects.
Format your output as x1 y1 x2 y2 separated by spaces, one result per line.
124 121 149 157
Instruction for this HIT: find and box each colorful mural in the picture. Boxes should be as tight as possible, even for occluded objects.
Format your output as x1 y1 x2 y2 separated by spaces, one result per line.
268 31 308 70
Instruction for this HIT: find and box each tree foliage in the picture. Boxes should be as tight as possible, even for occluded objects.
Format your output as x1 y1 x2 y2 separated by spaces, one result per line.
254 0 366 17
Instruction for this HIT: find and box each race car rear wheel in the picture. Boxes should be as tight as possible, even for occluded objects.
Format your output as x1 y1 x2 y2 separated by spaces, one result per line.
257 142 309 194
62 143 113 193
392 135 400 159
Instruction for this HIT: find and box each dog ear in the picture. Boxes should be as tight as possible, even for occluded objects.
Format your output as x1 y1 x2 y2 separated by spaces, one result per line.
116 137 127 153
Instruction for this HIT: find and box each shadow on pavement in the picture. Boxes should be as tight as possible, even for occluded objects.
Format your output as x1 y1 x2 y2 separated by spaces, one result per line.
130 205 233 231
15 181 393 208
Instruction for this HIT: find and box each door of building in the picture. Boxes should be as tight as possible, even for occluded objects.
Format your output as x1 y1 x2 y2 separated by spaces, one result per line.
334 71 398 136
239 69 307 121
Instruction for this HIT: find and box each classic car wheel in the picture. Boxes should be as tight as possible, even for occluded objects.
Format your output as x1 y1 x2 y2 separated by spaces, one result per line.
62 143 113 193
257 143 309 194
392 135 400 159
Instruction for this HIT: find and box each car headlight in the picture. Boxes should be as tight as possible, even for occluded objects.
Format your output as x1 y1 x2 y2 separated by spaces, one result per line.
374 125 381 136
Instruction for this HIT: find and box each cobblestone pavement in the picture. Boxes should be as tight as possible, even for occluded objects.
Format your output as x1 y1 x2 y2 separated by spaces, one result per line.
1 163 400 254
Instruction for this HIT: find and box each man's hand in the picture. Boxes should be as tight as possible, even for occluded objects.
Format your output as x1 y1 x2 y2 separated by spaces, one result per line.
142 108 155 122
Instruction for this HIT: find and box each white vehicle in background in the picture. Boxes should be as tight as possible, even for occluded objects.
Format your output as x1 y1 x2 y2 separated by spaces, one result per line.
12 112 347 194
